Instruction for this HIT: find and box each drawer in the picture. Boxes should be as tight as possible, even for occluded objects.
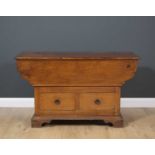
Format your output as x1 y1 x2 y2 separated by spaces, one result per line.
39 93 75 111
79 93 115 112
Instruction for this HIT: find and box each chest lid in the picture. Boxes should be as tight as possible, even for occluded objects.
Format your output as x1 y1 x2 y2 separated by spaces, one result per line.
16 51 139 60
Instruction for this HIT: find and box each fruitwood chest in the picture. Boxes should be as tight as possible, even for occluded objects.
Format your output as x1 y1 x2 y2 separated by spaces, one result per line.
16 52 139 127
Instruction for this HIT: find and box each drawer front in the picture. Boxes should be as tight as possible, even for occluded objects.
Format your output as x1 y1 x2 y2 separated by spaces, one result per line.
39 93 75 111
79 93 115 112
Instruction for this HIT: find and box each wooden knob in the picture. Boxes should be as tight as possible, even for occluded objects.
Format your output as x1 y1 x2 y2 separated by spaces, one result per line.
94 99 101 105
54 99 61 105
126 64 131 68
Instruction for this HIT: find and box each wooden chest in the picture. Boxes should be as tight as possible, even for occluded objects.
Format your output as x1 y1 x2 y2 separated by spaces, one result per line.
16 52 139 127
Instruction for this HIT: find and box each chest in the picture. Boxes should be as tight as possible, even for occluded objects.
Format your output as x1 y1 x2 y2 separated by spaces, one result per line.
16 52 139 127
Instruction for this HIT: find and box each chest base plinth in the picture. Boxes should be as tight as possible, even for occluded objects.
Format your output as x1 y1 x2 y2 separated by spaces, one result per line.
31 114 123 128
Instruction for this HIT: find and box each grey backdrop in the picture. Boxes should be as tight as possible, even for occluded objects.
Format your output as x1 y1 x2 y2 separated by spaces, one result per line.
0 16 155 97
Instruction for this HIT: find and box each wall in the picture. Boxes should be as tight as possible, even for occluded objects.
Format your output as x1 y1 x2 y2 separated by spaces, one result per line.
0 16 155 97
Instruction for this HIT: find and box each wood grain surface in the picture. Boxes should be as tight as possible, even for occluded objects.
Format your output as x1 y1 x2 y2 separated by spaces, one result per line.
16 51 139 60
16 52 139 127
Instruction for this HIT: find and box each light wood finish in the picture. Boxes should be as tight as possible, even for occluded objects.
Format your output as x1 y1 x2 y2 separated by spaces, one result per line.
16 59 138 86
79 93 115 111
16 52 139 86
16 51 139 60
39 93 75 111
0 108 155 139
16 52 139 127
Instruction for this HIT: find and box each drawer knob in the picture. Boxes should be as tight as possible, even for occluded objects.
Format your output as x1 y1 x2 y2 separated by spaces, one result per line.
54 99 61 105
126 64 131 68
94 99 101 105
